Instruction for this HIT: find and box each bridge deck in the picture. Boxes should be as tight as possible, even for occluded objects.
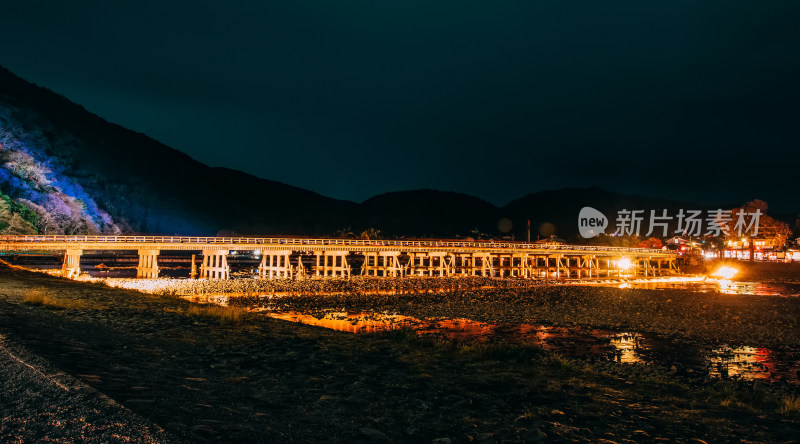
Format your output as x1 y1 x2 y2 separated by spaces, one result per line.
0 235 675 257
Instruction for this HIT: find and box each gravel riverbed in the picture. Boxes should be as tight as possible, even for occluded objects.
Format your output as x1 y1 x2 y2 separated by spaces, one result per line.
262 284 800 350
2 263 800 442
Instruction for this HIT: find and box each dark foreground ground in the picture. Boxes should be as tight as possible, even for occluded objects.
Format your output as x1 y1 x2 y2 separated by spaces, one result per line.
2 265 800 443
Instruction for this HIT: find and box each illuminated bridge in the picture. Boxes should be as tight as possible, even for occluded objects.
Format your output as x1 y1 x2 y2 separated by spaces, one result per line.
0 235 678 280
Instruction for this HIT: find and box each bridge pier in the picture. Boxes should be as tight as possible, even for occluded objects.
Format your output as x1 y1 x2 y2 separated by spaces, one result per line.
510 253 527 277
361 251 403 277
668 257 678 275
407 252 451 276
472 252 493 276
136 249 160 278
450 253 470 276
527 255 545 278
201 249 230 279
495 254 507 277
494 254 526 277
61 249 82 278
314 251 351 277
295 255 307 278
258 250 293 279
652 257 676 276
576 255 598 278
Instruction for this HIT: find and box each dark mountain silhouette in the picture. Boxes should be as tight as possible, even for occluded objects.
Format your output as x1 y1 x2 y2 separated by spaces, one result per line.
0 65 794 239
0 65 356 235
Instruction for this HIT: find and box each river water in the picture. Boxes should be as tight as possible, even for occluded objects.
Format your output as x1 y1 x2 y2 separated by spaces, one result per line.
589 278 800 297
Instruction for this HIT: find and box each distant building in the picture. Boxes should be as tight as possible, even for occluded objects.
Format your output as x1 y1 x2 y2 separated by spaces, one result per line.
534 236 566 245
724 235 783 261
665 236 689 245
666 236 703 256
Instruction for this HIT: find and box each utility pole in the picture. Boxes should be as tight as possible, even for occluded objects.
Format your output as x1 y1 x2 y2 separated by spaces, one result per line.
527 219 531 243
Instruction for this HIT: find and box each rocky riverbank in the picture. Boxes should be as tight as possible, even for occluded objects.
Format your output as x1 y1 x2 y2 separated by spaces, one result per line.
82 275 543 295
2 264 800 442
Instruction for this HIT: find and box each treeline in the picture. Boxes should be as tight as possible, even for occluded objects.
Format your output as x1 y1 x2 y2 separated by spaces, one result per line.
0 107 121 235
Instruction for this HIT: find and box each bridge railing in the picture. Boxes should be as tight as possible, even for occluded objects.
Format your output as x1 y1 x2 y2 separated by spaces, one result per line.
0 235 672 255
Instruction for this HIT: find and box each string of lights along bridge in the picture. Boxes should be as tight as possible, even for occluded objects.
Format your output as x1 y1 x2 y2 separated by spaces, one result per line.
0 235 678 280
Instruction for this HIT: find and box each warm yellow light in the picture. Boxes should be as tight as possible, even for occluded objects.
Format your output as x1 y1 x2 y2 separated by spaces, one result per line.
712 266 738 280
618 258 633 270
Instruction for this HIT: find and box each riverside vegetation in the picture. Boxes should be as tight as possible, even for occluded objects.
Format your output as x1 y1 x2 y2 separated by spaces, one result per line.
1 263 800 442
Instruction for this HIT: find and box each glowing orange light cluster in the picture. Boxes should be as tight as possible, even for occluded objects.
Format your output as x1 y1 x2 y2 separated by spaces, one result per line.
711 266 738 280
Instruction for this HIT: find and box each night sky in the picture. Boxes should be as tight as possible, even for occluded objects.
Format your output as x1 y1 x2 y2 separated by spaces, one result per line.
2 1 799 212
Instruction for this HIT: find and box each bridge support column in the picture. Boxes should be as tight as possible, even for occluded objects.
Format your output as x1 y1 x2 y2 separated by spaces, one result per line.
528 255 542 278
496 255 506 277
601 257 612 278
585 255 599 278
295 255 307 278
201 250 230 279
494 254 523 278
361 252 377 276
470 253 493 277
510 254 526 277
362 251 402 277
258 250 293 279
658 258 667 276
61 249 82 279
136 249 160 279
407 252 451 276
642 257 652 277
449 254 470 276
313 251 351 277
559 256 571 279
407 253 422 276
190 254 198 279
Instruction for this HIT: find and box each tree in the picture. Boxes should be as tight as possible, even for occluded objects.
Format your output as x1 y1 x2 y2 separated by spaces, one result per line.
1 213 36 235
18 199 57 234
334 227 354 238
726 200 792 253
636 237 663 249
359 227 381 240
583 234 641 248
793 214 800 239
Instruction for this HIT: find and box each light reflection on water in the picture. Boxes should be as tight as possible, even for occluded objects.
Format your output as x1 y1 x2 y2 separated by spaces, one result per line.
182 294 800 384
576 278 800 297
